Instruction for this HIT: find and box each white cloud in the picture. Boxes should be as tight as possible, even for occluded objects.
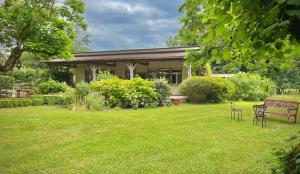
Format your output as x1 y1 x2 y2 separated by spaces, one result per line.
84 0 183 50
90 0 164 16
143 19 179 31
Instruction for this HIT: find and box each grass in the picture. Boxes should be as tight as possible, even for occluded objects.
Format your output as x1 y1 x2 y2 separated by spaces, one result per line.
0 102 299 174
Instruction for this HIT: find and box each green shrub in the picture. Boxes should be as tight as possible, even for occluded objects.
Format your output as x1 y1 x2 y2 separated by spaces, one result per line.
32 99 44 106
62 88 75 105
229 72 276 101
38 80 68 94
151 78 171 106
86 93 105 111
199 63 212 76
270 135 300 174
31 94 43 99
94 77 129 108
93 77 159 108
128 77 158 108
179 76 235 103
0 98 32 108
0 75 15 90
43 95 65 105
96 70 116 81
75 82 90 102
4 68 37 83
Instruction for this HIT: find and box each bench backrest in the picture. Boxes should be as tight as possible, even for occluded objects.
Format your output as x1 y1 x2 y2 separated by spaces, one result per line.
264 99 299 109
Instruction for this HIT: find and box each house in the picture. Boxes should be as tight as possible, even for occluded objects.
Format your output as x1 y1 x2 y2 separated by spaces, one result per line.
42 47 199 94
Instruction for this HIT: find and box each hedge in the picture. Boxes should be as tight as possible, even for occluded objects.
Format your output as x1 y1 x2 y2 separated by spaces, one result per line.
0 99 33 108
43 95 65 105
0 95 66 108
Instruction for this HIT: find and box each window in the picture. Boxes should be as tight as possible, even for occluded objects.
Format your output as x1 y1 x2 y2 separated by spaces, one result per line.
85 70 92 83
149 69 182 85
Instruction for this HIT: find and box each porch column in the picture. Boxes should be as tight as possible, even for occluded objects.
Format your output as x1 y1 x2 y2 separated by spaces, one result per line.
187 64 192 78
126 63 136 80
90 65 99 81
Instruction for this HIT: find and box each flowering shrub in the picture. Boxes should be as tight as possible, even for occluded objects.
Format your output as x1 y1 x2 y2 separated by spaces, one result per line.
92 77 158 108
92 77 129 108
128 77 158 108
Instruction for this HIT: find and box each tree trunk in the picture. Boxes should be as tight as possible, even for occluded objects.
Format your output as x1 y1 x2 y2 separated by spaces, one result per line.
0 46 23 72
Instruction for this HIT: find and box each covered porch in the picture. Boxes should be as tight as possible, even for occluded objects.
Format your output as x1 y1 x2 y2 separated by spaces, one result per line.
42 47 198 95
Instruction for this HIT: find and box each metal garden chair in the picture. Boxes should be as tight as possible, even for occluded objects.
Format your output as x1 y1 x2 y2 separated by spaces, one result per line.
231 101 243 121
253 104 267 128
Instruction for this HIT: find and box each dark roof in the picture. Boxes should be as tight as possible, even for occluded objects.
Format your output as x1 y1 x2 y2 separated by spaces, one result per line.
42 47 199 64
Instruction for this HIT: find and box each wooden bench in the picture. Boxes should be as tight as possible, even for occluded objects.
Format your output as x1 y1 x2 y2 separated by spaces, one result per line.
263 99 299 123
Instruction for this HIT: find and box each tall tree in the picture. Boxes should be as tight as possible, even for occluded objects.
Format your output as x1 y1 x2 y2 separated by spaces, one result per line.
71 24 91 53
179 0 300 77
0 0 86 71
165 35 193 48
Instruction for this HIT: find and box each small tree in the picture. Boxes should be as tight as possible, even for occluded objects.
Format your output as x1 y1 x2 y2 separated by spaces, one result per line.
199 63 212 76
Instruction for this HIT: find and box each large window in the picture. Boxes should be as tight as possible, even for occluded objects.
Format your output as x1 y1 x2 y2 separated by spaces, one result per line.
85 70 93 83
149 69 182 85
124 69 182 85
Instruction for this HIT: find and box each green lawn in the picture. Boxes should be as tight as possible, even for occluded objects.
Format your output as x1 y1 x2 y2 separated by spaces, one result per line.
0 102 299 174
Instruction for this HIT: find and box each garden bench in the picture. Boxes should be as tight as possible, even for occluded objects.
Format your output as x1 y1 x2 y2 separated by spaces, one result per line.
263 99 299 123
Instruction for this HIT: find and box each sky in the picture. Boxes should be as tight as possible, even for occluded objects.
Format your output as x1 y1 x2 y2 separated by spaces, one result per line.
85 0 184 51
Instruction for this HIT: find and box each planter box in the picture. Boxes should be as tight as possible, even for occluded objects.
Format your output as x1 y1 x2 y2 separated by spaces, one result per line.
171 98 181 105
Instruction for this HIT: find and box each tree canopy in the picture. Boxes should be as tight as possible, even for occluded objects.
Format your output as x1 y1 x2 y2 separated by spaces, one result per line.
0 0 86 71
70 24 91 53
178 0 300 80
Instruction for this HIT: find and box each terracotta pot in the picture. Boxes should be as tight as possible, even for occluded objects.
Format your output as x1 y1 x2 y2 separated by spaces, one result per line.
171 98 181 106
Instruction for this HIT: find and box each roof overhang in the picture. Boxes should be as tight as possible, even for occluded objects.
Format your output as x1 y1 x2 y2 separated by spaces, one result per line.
41 47 199 66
